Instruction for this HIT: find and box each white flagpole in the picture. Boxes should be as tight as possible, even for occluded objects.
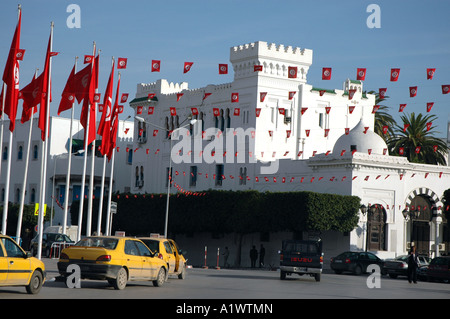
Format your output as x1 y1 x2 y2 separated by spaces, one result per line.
86 124 95 237
0 85 5 234
1 5 21 236
86 48 100 237
15 69 38 243
105 71 121 236
77 41 96 241
37 22 54 260
105 147 115 236
97 154 106 235
2 125 13 235
96 56 114 236
62 57 78 236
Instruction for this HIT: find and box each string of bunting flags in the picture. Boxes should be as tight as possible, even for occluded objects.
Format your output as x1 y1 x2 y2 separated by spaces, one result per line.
56 175 449 212
133 63 448 152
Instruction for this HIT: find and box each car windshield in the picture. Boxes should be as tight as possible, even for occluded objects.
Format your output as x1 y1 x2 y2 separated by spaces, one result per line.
396 255 409 262
47 233 73 242
140 239 160 253
337 252 359 259
283 241 320 254
75 237 118 249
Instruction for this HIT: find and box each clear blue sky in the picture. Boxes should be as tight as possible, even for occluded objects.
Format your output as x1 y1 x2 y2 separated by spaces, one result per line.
1 0 449 138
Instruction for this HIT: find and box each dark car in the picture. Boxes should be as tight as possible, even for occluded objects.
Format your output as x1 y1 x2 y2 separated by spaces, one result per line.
30 233 74 258
383 255 430 279
426 256 450 283
279 239 323 282
330 251 384 275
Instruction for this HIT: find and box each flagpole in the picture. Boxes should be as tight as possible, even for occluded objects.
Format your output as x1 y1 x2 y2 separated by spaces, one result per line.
77 41 96 241
96 56 114 236
2 127 13 236
0 86 5 234
106 149 115 236
62 57 78 236
105 71 121 236
37 21 54 260
86 47 100 237
1 5 22 236
15 69 39 244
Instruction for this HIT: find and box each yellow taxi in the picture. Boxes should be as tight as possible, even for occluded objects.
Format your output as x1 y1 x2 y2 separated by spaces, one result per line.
139 236 187 279
57 236 168 290
0 233 46 294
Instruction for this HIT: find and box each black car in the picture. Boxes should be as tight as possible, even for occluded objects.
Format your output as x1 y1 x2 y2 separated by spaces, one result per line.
383 255 431 279
426 256 450 283
30 233 74 258
330 251 384 275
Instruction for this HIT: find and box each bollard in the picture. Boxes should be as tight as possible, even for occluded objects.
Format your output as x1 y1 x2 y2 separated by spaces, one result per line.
202 246 208 269
215 247 220 269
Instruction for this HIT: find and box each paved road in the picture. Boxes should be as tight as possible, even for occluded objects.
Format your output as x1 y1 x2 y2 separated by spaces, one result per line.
0 258 448 300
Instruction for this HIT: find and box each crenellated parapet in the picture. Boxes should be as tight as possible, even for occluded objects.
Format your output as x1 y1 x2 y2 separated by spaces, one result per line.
230 41 313 82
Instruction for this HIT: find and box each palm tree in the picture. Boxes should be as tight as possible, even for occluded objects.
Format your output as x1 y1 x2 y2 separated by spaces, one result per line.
387 112 448 165
367 90 396 142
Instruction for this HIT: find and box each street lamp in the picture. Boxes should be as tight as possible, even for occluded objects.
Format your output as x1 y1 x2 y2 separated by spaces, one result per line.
135 115 196 238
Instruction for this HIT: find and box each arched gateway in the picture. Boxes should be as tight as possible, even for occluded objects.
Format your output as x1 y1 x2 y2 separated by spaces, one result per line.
404 188 443 256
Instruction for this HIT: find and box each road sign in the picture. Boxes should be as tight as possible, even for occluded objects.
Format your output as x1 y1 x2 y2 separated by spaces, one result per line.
34 203 47 216
111 201 117 214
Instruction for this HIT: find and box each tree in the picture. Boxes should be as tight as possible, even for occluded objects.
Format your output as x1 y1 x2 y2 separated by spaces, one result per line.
387 112 448 165
367 90 396 142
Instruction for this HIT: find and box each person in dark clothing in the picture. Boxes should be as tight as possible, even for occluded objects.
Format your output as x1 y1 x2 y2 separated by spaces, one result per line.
259 244 265 268
250 245 258 268
407 245 419 284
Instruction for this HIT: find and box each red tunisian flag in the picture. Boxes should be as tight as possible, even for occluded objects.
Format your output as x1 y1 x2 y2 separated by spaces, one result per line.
390 68 400 81
38 33 58 141
57 65 76 115
183 62 193 73
322 67 332 80
356 68 366 81
80 55 99 145
98 60 115 156
19 73 40 123
107 74 121 161
2 8 22 132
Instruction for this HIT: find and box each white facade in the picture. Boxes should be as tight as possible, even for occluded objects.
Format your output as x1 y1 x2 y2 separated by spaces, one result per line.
129 41 449 266
0 116 134 238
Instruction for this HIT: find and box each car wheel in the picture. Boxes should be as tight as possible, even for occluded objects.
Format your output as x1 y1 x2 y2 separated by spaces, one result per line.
280 271 286 280
314 273 321 282
26 270 43 294
354 265 362 276
177 264 186 279
112 267 128 290
153 267 166 287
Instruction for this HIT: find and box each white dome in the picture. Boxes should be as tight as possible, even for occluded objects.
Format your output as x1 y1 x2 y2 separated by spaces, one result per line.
332 119 388 155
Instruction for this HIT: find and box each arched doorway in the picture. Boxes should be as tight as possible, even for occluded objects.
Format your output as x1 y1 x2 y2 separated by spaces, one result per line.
408 195 432 255
366 204 386 251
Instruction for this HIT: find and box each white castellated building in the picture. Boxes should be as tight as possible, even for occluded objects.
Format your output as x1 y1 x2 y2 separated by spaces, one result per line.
129 41 449 267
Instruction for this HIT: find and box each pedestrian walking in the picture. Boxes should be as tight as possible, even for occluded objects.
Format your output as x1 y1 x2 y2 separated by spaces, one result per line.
407 245 419 284
222 246 230 268
250 245 258 268
259 244 265 268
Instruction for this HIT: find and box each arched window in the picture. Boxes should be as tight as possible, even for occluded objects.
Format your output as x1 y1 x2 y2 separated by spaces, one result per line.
30 188 36 204
33 145 39 160
366 204 386 251
3 146 8 161
18 145 23 160
15 188 20 203
135 166 139 187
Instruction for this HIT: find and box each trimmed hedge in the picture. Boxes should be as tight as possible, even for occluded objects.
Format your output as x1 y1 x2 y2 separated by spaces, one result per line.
71 190 361 236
